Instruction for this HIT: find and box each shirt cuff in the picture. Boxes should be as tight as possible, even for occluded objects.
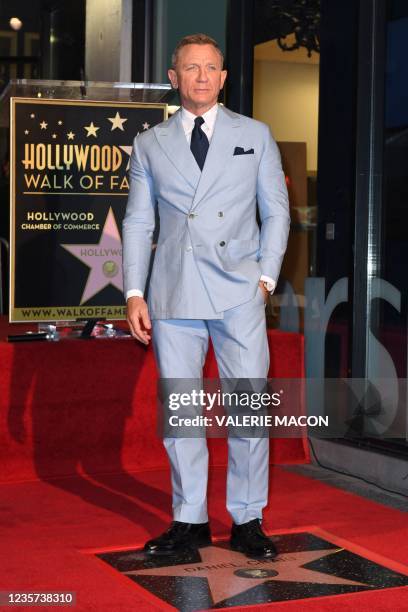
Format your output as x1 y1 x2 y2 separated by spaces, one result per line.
260 275 276 294
126 289 144 301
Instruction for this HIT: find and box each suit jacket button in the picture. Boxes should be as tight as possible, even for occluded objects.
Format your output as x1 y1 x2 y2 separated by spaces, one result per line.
186 246 193 252
188 213 196 219
219 241 225 247
218 211 224 217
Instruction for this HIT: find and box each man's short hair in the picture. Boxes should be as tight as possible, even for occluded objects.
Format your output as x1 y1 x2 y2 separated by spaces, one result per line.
171 33 224 69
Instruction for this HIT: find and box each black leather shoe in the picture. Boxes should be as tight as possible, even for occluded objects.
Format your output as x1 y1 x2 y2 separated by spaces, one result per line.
144 521 212 556
230 519 277 559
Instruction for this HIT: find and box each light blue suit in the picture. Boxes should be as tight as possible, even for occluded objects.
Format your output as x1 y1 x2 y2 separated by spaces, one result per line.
123 104 290 524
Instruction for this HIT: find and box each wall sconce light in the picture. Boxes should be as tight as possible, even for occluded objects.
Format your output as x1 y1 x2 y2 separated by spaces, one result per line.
9 17 23 31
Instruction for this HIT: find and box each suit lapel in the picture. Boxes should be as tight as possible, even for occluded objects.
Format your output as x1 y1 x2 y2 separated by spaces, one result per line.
191 105 245 210
154 109 201 192
153 105 246 209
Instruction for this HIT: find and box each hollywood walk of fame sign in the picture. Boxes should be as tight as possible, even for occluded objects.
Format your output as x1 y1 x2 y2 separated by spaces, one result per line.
10 97 167 322
96 532 408 610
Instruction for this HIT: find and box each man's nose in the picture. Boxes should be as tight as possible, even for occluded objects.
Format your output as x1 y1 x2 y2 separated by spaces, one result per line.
196 68 209 81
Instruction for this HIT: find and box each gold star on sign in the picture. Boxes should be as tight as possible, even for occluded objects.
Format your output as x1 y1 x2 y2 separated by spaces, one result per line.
58 120 63 125
67 131 75 140
108 112 128 131
40 121 48 129
142 122 150 130
30 113 35 119
52 133 57 139
84 122 100 137
24 129 29 135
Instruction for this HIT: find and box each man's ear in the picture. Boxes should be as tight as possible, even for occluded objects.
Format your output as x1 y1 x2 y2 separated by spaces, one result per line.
220 69 227 90
168 69 178 89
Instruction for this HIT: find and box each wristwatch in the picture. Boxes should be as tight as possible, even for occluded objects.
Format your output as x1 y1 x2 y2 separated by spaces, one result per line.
262 280 275 294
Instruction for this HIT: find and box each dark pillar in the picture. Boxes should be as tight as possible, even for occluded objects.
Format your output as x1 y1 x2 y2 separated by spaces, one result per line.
40 0 85 80
225 0 254 116
351 0 387 377
315 0 359 376
132 0 153 82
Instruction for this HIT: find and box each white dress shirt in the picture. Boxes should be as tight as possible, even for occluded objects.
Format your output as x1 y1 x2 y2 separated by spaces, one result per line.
126 103 276 300
180 103 218 144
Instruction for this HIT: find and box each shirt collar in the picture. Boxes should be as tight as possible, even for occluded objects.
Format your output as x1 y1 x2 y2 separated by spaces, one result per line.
181 103 218 130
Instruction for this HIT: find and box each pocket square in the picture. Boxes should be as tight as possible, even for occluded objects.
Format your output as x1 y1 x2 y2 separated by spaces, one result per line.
233 146 254 156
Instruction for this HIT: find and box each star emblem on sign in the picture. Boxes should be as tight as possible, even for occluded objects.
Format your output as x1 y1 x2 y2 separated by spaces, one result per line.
61 208 123 304
84 122 99 137
126 545 366 606
108 111 128 131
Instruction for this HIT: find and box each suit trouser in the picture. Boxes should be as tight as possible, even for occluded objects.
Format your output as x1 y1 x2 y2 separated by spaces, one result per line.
152 285 270 525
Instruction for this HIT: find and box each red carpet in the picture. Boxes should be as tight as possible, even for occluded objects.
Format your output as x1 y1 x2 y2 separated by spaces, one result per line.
0 318 308 484
1 466 408 610
2 319 407 609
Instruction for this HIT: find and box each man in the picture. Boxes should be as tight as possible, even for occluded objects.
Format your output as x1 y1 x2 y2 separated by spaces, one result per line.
123 33 290 559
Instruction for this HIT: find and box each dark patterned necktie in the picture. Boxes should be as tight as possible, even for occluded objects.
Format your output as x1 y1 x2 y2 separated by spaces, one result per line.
190 116 209 171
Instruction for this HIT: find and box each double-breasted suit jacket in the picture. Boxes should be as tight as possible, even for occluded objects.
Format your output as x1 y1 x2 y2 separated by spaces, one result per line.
122 104 290 318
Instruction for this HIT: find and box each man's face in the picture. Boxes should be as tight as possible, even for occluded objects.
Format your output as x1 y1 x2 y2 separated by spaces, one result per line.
168 44 227 114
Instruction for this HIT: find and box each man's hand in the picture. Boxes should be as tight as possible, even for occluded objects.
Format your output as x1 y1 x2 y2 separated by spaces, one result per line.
126 296 152 344
258 280 269 303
